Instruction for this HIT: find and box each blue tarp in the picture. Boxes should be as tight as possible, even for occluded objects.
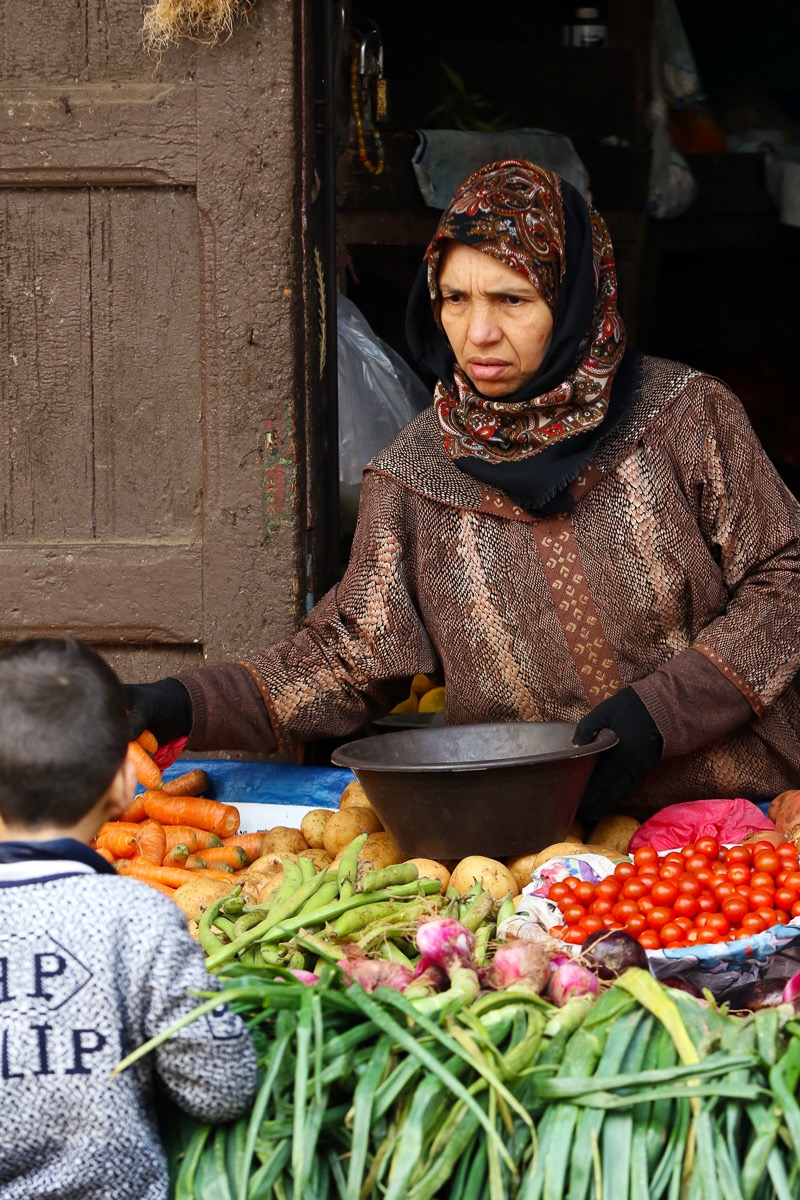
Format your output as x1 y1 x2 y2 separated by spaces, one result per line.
135 760 355 811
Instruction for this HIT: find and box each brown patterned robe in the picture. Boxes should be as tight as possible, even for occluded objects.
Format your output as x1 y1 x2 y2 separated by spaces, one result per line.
181 355 800 816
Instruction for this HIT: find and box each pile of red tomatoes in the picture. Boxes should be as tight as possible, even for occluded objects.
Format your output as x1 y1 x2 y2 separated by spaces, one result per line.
547 837 800 951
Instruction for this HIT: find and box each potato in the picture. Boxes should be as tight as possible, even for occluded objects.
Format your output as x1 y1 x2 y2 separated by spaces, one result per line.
301 808 334 849
358 831 403 872
530 841 585 871
323 807 383 857
449 855 517 900
742 829 783 847
339 780 380 820
172 877 234 922
587 815 640 855
260 826 309 856
297 847 333 870
404 857 450 891
248 851 299 876
505 852 540 891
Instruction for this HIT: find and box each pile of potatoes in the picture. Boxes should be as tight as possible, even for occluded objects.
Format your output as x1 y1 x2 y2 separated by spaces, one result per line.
172 780 641 927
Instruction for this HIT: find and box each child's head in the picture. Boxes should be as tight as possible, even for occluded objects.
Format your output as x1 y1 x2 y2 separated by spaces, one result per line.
0 638 130 831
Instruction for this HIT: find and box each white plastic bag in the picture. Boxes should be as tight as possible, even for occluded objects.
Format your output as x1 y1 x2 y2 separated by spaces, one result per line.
337 294 430 522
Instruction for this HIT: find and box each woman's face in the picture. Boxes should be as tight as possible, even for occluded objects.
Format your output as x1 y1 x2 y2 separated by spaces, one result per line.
437 241 554 397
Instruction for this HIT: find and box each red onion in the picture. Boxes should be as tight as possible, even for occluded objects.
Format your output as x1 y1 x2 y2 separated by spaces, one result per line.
547 959 600 1007
782 972 800 1009
340 946 414 993
415 919 476 976
485 939 552 994
288 969 320 986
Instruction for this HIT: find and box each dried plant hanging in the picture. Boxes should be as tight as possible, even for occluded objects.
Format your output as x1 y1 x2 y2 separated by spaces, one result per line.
142 0 254 56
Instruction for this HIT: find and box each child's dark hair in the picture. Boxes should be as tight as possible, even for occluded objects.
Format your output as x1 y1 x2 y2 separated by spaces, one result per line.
0 638 129 828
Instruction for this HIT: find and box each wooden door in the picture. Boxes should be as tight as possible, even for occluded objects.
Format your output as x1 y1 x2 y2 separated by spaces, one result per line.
0 1 319 684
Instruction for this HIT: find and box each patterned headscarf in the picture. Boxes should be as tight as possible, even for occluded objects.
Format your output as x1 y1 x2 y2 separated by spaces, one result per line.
409 159 627 464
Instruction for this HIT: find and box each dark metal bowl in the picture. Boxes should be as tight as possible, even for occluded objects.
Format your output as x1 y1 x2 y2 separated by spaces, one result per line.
331 721 618 860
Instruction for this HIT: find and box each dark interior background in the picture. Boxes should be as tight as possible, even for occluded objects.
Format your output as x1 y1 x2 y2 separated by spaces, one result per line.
336 0 800 496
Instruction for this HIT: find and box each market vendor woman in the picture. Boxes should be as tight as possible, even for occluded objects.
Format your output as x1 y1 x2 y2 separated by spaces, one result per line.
126 159 800 820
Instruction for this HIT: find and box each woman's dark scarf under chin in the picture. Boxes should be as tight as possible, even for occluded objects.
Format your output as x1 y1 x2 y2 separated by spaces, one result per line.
405 158 639 515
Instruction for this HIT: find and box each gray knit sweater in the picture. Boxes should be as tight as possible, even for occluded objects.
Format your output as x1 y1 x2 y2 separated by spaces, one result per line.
0 845 258 1199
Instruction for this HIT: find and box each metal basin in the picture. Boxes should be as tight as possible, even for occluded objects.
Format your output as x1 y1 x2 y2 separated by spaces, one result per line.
331 721 618 860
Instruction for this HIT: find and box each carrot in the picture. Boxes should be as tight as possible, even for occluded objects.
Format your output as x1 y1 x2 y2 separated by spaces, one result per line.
163 843 190 867
183 854 207 870
187 828 224 851
140 880 176 898
136 729 159 755
134 819 166 866
141 791 239 838
162 769 211 797
127 741 163 791
191 866 239 882
95 847 116 865
96 825 139 859
118 794 148 823
115 858 195 889
164 826 198 854
186 846 246 870
222 831 266 864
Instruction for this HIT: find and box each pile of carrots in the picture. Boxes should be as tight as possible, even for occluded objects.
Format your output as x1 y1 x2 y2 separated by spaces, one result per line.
93 732 266 898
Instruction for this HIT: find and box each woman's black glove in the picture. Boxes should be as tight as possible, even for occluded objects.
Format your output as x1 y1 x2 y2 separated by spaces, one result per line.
572 686 663 821
123 678 193 744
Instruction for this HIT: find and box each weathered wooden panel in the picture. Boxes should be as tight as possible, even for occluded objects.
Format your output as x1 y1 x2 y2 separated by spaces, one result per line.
0 545 202 642
0 0 194 84
195 4 305 662
89 188 202 540
0 84 196 187
0 189 94 540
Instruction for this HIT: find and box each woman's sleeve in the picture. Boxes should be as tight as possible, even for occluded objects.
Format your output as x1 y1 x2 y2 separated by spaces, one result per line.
633 376 800 758
181 471 439 753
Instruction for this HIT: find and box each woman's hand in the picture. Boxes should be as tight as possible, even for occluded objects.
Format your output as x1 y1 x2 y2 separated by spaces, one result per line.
124 678 193 744
572 687 663 821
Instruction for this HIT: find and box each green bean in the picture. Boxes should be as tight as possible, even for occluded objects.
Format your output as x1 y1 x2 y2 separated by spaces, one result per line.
333 900 411 939
197 893 235 957
296 879 339 918
769 1034 800 1154
337 832 369 901
204 868 330 970
359 862 420 892
496 890 516 926
297 854 316 882
460 890 496 932
473 921 495 966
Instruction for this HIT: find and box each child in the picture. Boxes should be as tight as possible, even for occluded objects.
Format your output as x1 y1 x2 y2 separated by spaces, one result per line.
0 638 257 1199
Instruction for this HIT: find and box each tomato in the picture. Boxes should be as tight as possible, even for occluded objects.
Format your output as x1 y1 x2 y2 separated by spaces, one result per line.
674 915 694 931
725 845 752 864
649 881 678 907
614 861 636 880
647 906 673 930
548 882 572 904
705 913 731 936
749 871 776 891
622 878 649 901
638 929 662 950
753 852 780 877
659 864 684 880
664 852 685 866
686 929 700 943
696 892 719 913
722 896 749 924
696 929 720 944
735 884 752 899
740 914 766 935
636 871 659 890
695 836 720 860
597 877 621 900
625 914 647 935
633 846 658 869
659 921 684 944
751 841 779 858
612 900 641 923
564 928 586 945
549 924 567 940
791 899 800 919
774 888 798 912
774 912 790 925
748 888 774 912
574 881 597 906
681 844 696 857
579 915 605 934
710 860 728 875
756 908 777 927
727 865 752 886
776 843 799 861
562 904 587 926
638 896 655 914
694 867 714 885
673 894 699 919
684 853 709 874
590 898 615 917
564 876 580 890
711 880 735 900
676 874 702 897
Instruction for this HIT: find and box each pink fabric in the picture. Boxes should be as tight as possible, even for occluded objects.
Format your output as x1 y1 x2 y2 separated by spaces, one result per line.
628 798 775 852
152 737 188 770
